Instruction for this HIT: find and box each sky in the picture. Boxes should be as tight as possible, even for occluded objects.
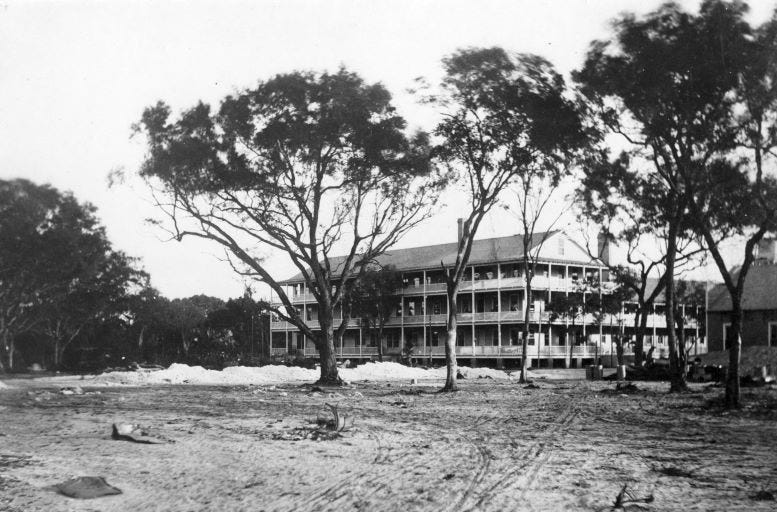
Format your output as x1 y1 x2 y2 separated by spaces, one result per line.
1 0 774 300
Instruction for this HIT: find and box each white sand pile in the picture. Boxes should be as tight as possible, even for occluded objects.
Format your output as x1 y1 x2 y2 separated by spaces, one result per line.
0 380 10 390
95 363 318 386
90 362 512 386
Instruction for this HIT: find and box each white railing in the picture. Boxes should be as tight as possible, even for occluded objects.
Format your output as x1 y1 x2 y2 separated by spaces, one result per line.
290 292 316 303
474 312 500 322
275 341 698 359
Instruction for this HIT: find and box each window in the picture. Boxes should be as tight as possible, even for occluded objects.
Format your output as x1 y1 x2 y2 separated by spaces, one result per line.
558 237 565 256
723 322 734 350
769 322 777 347
432 331 440 346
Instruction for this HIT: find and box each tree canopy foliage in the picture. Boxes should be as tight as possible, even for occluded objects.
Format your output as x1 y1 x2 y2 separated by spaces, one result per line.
0 179 146 370
431 47 591 389
575 0 777 405
135 68 440 384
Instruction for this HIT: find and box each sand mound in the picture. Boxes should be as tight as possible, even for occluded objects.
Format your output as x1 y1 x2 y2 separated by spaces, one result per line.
698 346 777 369
0 381 10 390
91 362 512 386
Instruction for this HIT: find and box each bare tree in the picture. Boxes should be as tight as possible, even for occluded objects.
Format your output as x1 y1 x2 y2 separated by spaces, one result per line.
134 69 439 385
430 47 589 391
513 175 570 383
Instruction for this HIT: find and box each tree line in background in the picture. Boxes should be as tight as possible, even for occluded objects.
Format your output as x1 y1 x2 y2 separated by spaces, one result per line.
4 1 775 408
0 179 272 371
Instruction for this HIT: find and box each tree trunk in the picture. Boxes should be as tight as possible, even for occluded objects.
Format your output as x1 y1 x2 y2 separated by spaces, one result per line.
664 221 687 393
0 330 5 372
676 314 687 371
634 306 649 366
442 290 459 392
54 337 61 369
725 296 743 407
7 337 15 371
377 323 385 363
317 321 343 386
519 269 533 383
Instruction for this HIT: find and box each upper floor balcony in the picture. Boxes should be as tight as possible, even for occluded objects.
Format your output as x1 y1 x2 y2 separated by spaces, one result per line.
284 272 605 304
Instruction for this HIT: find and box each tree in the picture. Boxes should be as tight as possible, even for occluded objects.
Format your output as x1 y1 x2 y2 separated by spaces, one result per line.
673 280 707 366
574 1 742 392
42 249 146 369
134 68 437 385
674 2 777 407
431 47 588 391
594 279 635 366
168 295 225 359
514 182 577 383
0 179 144 371
350 265 403 362
546 292 585 365
206 293 268 363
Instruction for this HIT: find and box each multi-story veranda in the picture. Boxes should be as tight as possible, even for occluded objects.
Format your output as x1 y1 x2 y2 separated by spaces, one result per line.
270 232 706 367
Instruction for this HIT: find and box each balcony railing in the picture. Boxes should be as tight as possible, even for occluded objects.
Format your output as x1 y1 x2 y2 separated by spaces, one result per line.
271 312 700 331
290 292 316 303
277 341 709 359
473 312 500 322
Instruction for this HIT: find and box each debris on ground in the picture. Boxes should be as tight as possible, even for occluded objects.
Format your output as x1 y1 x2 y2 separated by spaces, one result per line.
48 476 122 499
525 383 540 389
616 383 640 393
657 466 694 478
111 423 170 444
60 386 84 395
456 370 466 380
271 427 344 441
751 490 775 501
611 483 654 510
323 403 351 432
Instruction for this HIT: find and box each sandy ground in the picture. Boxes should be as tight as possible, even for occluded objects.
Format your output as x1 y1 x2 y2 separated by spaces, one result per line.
1 375 777 511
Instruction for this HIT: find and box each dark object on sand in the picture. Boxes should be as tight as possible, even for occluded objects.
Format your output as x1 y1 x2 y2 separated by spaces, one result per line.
112 423 166 444
50 476 122 499
612 483 654 509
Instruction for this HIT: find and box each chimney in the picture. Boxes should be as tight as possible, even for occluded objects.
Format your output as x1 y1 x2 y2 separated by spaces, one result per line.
756 237 777 264
597 232 611 265
457 218 464 245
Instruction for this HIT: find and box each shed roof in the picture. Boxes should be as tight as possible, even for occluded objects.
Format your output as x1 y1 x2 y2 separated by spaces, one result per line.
707 263 777 312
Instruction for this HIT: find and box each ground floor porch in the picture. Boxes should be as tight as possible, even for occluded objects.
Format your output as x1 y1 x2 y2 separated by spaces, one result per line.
270 323 707 368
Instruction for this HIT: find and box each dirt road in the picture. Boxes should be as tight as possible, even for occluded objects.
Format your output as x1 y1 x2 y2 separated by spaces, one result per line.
1 378 776 511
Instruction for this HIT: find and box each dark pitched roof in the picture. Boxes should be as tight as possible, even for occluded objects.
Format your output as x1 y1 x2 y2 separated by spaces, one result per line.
279 231 577 284
707 263 777 312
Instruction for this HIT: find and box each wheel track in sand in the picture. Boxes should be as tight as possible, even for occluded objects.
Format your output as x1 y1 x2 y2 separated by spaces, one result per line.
289 421 424 512
457 400 579 511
